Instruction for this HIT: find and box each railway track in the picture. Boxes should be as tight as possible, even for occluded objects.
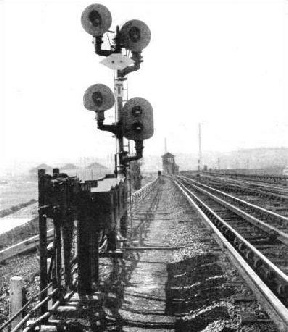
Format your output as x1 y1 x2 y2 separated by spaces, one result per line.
2 175 286 332
175 175 288 331
197 173 288 206
203 171 288 186
179 175 288 241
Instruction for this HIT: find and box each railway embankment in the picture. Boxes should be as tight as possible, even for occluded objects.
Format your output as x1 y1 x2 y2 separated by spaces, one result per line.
95 177 278 331
0 176 280 331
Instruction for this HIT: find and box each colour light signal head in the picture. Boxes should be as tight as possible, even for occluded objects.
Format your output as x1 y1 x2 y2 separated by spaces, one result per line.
81 3 112 36
83 84 115 112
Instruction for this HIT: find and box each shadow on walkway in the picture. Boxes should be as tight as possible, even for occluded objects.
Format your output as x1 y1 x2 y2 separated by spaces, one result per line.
166 253 236 332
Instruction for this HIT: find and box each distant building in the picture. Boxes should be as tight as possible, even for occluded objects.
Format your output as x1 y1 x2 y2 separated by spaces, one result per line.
86 162 108 170
61 163 77 170
79 162 110 180
29 163 53 177
161 152 179 175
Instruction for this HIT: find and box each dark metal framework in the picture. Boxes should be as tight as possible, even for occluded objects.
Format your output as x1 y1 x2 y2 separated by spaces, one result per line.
93 29 144 176
36 4 152 322
38 168 127 312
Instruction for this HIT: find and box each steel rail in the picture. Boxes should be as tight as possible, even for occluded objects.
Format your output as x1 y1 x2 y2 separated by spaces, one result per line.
174 178 288 332
176 178 288 288
200 173 288 201
206 171 288 184
180 175 288 224
178 175 288 245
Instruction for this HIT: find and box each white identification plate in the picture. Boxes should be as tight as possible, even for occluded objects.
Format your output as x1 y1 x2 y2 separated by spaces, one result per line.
100 54 134 70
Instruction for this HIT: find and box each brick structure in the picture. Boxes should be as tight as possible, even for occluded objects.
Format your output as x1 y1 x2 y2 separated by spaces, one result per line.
161 152 179 175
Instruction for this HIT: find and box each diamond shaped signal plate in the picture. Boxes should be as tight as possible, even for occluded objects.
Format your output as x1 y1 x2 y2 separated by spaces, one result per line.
100 54 134 70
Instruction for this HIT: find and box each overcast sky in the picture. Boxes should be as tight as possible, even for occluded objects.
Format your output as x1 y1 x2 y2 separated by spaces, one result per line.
1 0 287 171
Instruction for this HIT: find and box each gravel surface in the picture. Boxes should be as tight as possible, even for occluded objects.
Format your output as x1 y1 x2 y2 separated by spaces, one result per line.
0 177 281 331
98 177 279 331
0 252 39 326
